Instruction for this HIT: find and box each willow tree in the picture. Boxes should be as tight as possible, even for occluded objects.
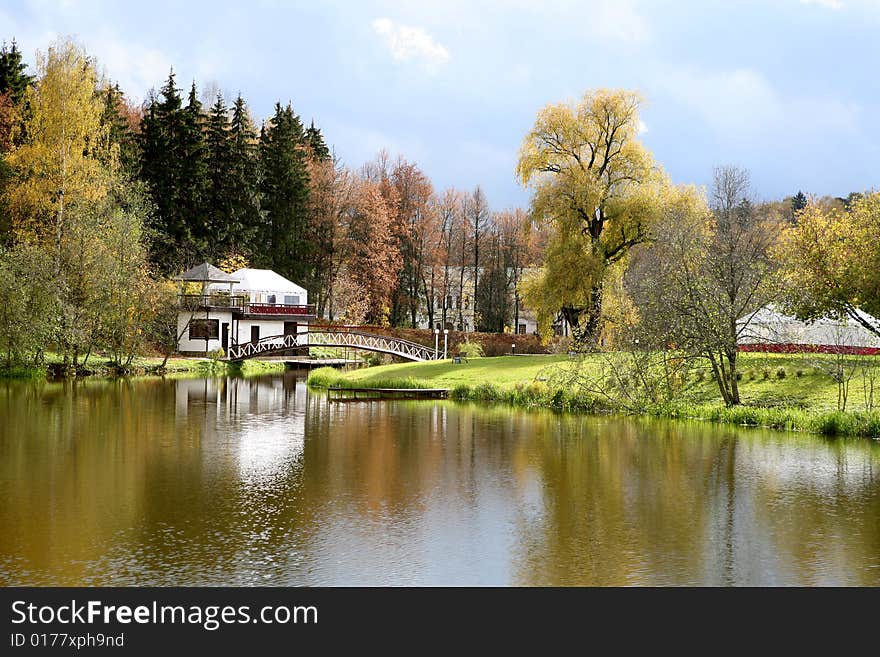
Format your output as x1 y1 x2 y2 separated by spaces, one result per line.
516 89 667 344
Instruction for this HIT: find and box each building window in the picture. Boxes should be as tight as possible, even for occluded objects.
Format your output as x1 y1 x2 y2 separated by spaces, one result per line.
189 319 219 340
267 294 276 304
284 295 300 305
518 324 527 335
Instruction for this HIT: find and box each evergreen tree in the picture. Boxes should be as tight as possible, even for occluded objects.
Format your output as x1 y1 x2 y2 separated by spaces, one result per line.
204 93 231 258
226 94 261 256
259 102 310 283
179 82 209 257
791 190 807 220
0 40 33 103
140 70 190 272
99 83 140 175
305 120 330 160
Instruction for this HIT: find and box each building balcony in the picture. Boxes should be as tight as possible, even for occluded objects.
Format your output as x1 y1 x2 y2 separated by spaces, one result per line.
177 294 315 318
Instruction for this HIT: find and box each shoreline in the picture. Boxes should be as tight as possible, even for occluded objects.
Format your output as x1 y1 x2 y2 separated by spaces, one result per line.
306 360 880 440
0 356 288 380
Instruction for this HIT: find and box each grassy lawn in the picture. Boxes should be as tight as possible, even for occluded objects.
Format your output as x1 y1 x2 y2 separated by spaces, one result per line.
308 352 880 438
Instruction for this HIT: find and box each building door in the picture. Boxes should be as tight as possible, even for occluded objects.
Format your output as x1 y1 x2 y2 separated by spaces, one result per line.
221 323 229 351
250 325 260 343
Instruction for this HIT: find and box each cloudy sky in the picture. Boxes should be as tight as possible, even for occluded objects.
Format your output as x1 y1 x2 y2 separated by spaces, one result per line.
2 0 878 208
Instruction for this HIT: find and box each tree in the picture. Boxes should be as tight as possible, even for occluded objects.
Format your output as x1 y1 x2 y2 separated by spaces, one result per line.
791 190 807 217
389 157 434 326
465 186 489 325
225 94 261 256
628 168 781 406
140 70 190 272
778 191 880 339
3 39 110 265
305 119 330 160
0 242 55 368
340 178 400 325
259 102 310 283
99 83 141 176
516 89 667 345
0 40 33 104
179 82 209 257
306 156 354 319
204 93 232 258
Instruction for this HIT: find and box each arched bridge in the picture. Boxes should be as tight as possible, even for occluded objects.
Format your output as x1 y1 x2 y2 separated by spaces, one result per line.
226 330 441 362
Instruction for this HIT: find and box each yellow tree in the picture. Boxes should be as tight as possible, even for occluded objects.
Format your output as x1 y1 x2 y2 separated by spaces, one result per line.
516 89 668 344
4 38 110 264
778 193 880 338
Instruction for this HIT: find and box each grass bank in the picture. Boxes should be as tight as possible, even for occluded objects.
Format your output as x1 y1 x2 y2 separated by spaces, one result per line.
307 354 880 439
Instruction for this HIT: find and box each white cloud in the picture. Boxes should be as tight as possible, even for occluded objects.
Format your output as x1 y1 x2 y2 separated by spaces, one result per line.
371 18 450 67
799 0 844 9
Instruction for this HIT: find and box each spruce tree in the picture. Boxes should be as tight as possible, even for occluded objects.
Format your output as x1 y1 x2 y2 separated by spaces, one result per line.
179 82 209 258
204 93 231 258
99 83 140 175
305 120 330 160
227 94 261 257
259 102 310 283
140 70 190 272
0 40 33 103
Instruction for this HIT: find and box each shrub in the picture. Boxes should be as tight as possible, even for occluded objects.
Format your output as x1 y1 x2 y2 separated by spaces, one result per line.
207 347 225 361
762 368 770 380
458 340 485 359
776 367 786 379
795 369 804 378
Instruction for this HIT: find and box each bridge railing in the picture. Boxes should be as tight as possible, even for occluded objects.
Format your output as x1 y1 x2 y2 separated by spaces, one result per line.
226 330 440 362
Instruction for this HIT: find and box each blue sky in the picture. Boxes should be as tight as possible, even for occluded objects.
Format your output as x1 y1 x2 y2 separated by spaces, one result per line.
2 0 878 208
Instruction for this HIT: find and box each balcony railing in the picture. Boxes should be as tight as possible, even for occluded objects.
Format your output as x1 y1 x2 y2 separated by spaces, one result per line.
244 303 315 316
178 294 248 310
177 294 315 316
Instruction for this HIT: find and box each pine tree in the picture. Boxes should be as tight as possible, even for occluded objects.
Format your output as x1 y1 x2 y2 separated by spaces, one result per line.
259 102 310 283
0 40 33 103
791 190 807 216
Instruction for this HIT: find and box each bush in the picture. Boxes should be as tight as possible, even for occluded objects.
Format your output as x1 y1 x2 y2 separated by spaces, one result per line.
795 369 804 377
762 368 770 380
458 340 484 359
207 347 225 361
776 367 786 379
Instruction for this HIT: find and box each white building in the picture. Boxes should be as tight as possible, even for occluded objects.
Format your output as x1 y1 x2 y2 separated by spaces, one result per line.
738 305 880 354
175 263 315 356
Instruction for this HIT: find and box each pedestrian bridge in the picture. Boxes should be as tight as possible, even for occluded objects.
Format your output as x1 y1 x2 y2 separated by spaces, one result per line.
226 330 442 362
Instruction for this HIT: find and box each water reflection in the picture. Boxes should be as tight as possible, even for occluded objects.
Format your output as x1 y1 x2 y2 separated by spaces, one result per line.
0 375 878 585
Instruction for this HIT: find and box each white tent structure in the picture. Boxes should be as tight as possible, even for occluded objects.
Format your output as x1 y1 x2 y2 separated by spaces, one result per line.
738 305 880 354
213 268 308 306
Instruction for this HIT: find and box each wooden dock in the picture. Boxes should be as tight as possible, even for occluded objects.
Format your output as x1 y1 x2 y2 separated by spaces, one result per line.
327 386 450 401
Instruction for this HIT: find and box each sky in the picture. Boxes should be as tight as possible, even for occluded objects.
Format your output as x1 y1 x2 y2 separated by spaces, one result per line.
2 0 879 208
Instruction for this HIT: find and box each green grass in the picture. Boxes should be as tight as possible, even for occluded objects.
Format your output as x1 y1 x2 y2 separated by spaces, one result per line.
307 353 880 439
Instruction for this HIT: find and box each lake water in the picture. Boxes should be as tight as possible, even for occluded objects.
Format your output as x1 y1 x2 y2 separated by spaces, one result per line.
1 373 879 586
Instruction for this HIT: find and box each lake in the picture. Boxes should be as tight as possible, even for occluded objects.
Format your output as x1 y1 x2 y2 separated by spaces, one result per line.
1 373 879 586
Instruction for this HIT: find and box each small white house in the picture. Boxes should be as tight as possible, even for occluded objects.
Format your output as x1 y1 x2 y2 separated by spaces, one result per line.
738 305 880 354
175 263 315 356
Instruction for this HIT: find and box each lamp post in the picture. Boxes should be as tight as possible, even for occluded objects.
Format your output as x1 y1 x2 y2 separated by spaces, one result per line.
434 328 440 359
512 343 516 355
443 329 449 359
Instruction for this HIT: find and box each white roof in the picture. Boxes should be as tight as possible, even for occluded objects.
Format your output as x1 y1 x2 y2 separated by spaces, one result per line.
227 268 307 295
